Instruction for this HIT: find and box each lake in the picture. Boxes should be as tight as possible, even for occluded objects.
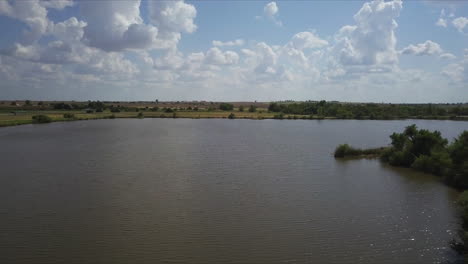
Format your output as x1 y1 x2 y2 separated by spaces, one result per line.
0 119 467 263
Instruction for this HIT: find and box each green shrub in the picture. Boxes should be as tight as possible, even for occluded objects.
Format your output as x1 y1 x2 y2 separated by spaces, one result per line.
228 113 235 119
137 112 144 118
412 151 451 176
273 114 284 120
334 144 355 158
63 113 75 119
219 103 234 111
388 150 414 167
32 115 52 124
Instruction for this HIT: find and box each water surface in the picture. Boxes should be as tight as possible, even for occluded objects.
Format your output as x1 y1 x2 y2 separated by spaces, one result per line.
0 119 467 263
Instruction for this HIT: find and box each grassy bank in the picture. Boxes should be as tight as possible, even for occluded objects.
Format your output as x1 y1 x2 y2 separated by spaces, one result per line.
0 110 338 128
2 109 468 128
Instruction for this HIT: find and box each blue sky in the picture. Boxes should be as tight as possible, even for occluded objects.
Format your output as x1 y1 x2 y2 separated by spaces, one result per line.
0 0 467 102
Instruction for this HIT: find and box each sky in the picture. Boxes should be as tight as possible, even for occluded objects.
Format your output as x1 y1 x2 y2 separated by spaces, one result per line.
0 0 467 103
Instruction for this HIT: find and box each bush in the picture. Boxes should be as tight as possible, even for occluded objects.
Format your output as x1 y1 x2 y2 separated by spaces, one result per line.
412 151 452 175
335 144 388 158
63 113 75 119
334 144 357 158
239 106 244 112
228 113 235 119
388 150 414 167
219 103 234 111
248 105 257 112
137 112 144 118
32 115 52 124
110 108 121 113
273 113 284 120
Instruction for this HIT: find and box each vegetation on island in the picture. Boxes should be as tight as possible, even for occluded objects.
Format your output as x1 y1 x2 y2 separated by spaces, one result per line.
334 125 468 256
333 144 388 158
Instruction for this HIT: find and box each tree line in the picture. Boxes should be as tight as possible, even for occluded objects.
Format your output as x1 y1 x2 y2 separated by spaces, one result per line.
269 101 468 119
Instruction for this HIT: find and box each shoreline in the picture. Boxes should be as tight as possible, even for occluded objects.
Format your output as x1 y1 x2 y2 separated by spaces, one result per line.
1 110 468 128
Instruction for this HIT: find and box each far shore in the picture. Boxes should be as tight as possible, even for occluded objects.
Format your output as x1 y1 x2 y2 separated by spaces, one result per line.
1 110 468 128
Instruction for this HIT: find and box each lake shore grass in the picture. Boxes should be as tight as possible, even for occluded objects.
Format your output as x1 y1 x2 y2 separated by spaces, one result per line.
1 109 467 128
333 144 389 158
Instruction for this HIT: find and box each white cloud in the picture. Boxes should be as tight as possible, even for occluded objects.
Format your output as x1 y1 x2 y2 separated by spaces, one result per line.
440 53 456 60
263 2 282 26
436 18 447 28
442 49 468 83
79 1 159 52
0 0 51 44
335 0 402 67
400 40 443 56
148 0 197 35
51 17 87 43
0 0 465 102
264 2 278 17
205 47 239 65
452 17 468 33
212 39 245 47
435 9 447 28
288 32 328 50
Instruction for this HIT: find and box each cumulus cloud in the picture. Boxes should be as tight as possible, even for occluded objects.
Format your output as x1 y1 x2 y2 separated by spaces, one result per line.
436 18 447 28
212 39 245 47
452 17 468 33
0 0 464 102
148 0 197 35
0 0 51 44
263 2 282 26
335 0 402 67
79 1 159 52
442 49 468 83
439 53 456 60
205 47 239 65
435 9 447 28
400 40 443 56
288 32 328 50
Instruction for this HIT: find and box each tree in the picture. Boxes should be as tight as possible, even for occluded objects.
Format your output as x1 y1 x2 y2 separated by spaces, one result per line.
239 105 244 112
219 103 234 111
32 115 52 123
268 103 281 112
248 105 257 112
